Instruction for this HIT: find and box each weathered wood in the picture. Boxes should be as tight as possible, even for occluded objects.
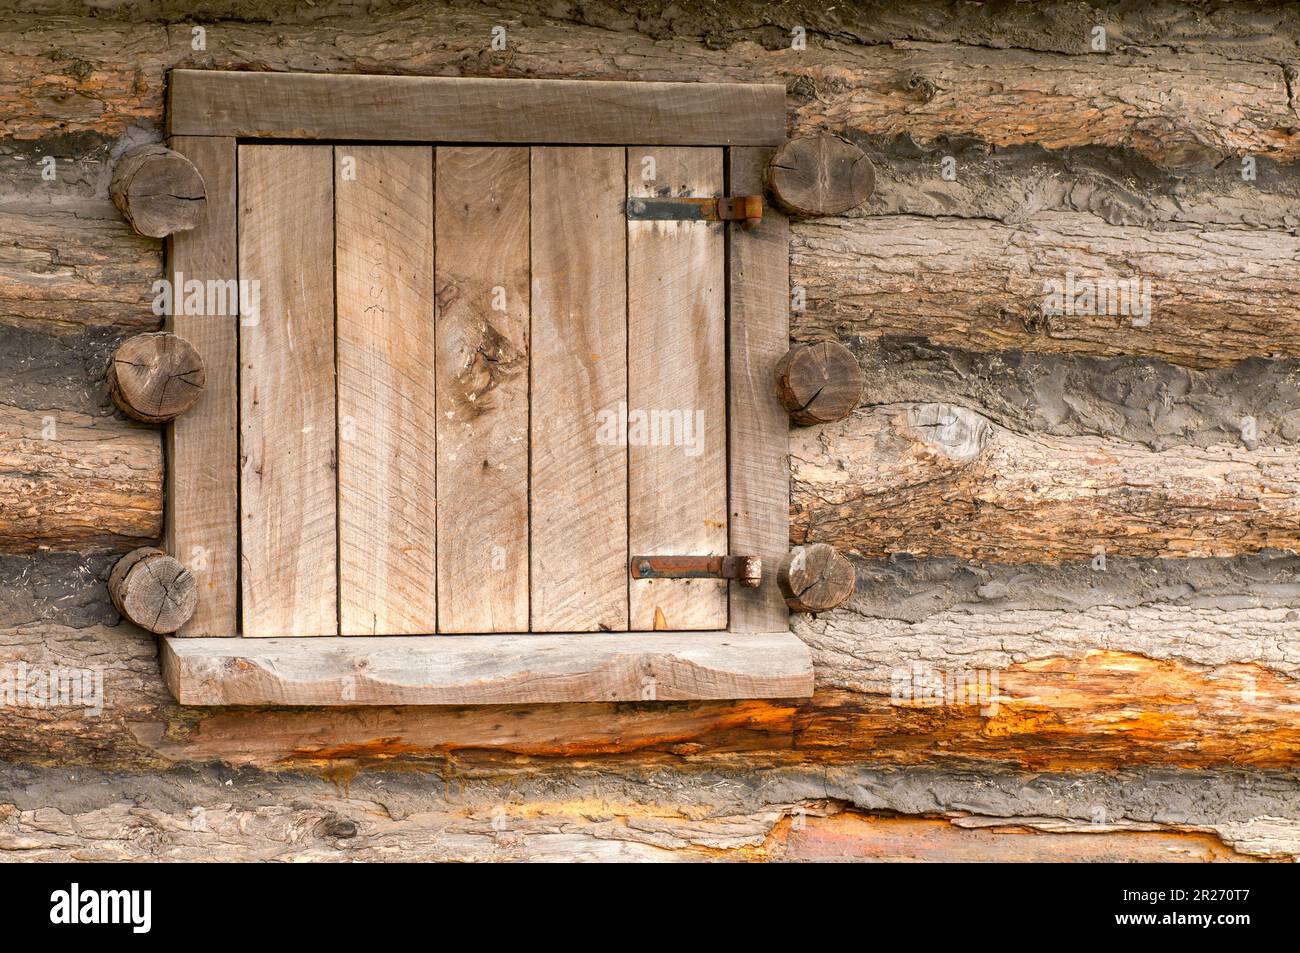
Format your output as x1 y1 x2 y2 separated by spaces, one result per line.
793 214 1300 368
778 544 856 612
0 203 159 332
11 554 1300 772
14 14 1300 167
108 546 196 634
728 148 792 633
530 147 628 632
167 70 786 145
0 406 161 552
238 145 337 637
109 144 206 238
765 133 875 217
792 403 1300 563
165 135 239 637
0 761 1285 861
774 341 863 425
161 631 814 705
627 147 727 631
106 331 204 423
435 147 530 633
335 146 437 636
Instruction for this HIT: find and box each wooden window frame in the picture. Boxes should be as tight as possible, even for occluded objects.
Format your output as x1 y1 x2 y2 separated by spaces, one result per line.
159 70 811 706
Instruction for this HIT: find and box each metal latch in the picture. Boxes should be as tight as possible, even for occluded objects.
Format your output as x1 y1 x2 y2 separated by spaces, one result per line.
626 195 764 229
630 554 762 588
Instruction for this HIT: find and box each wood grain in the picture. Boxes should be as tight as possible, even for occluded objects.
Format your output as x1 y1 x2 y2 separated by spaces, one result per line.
161 630 814 705
792 403 1300 563
107 331 205 423
529 147 628 632
773 341 864 426
165 136 239 636
627 147 727 630
238 145 337 637
110 144 207 238
765 133 875 217
793 213 1300 368
435 147 530 633
108 546 197 635
168 71 785 145
727 147 791 633
335 146 436 636
0 406 160 553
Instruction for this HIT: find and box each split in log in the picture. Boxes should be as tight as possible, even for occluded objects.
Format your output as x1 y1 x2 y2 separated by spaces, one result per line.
765 133 875 216
774 341 864 425
778 544 856 612
107 331 205 423
108 547 197 635
110 144 207 238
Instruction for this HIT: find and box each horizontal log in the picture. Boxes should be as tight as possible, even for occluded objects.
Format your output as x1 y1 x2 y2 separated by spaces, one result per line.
793 214 1300 367
4 546 1299 773
0 405 161 553
2 12 1297 166
0 202 160 331
7 625 1295 772
0 761 1290 860
792 402 1300 563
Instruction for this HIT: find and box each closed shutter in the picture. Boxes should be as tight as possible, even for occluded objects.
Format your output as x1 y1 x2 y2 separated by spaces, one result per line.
232 144 731 636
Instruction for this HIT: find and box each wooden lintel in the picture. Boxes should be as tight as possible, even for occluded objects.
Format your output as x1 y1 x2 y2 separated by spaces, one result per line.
161 631 814 706
167 70 787 145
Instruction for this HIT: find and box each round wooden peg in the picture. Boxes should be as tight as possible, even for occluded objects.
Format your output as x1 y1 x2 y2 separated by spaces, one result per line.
765 133 875 217
778 544 856 613
107 331 205 423
774 341 864 425
109 547 198 634
110 144 207 238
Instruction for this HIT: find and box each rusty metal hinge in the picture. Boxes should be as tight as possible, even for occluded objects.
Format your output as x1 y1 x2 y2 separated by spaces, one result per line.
626 195 764 229
630 554 763 587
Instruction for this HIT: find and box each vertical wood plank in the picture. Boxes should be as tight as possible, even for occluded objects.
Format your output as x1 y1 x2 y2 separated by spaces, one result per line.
165 136 238 636
238 144 337 637
435 147 530 632
335 146 437 635
530 147 628 632
627 148 728 630
728 147 791 632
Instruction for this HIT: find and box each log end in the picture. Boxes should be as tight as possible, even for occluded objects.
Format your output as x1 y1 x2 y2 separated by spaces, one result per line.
109 547 198 635
110 144 207 238
765 133 875 217
108 331 206 423
778 544 856 613
774 341 864 425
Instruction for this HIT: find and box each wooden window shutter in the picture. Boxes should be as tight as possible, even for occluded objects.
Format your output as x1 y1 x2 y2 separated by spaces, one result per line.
160 71 812 705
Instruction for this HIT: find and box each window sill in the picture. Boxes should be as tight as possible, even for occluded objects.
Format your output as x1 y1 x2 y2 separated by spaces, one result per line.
160 631 813 706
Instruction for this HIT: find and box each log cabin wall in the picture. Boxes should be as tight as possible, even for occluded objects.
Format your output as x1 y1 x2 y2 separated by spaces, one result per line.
1 0 1298 861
